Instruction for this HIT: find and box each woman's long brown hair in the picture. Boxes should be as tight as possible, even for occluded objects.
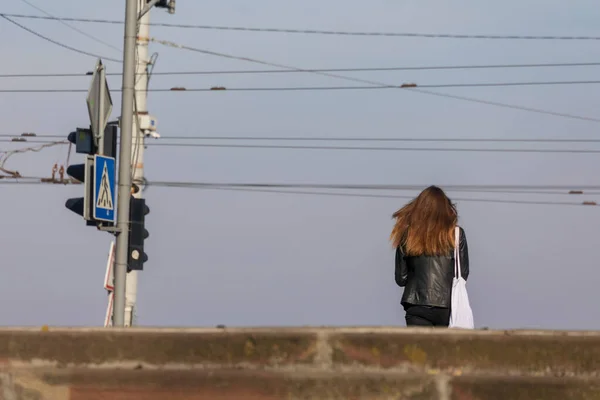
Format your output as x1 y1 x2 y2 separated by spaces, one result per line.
390 186 458 255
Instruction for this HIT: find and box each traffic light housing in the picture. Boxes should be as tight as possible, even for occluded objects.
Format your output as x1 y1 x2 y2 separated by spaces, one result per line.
128 197 150 271
102 124 118 159
68 128 94 154
65 127 95 221
64 125 118 222
152 0 176 13
65 156 94 221
66 125 117 158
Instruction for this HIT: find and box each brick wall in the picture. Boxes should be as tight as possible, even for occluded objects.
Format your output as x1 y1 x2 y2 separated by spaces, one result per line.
0 327 598 399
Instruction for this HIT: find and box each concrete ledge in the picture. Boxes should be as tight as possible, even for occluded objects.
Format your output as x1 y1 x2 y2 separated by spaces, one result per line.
330 332 600 375
0 329 317 367
38 368 437 400
0 327 599 399
0 327 599 376
2 368 600 400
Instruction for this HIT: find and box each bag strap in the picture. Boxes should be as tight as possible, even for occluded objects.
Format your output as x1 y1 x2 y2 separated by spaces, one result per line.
454 226 461 279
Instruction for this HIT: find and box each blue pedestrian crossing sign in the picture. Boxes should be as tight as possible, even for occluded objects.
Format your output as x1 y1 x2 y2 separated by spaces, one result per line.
93 155 116 223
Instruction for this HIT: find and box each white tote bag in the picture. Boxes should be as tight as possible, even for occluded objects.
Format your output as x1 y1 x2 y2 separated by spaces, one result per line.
449 226 475 329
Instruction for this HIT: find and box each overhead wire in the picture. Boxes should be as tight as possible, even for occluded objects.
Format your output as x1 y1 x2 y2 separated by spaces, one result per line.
3 138 600 153
4 79 600 92
3 61 600 78
17 0 121 52
186 186 598 207
140 142 600 154
3 13 600 41
128 136 600 143
5 133 600 143
2 15 597 208
0 15 122 63
144 181 600 192
0 176 598 206
149 37 600 123
145 182 600 206
2 13 598 123
2 176 599 192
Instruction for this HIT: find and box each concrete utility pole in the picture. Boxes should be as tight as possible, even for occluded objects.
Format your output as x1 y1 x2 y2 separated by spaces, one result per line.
124 0 151 327
113 0 138 327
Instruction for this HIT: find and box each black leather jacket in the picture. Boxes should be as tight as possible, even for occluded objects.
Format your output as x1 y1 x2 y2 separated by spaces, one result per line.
395 227 469 308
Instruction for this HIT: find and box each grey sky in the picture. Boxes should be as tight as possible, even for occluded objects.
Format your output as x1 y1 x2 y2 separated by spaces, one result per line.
1 0 599 329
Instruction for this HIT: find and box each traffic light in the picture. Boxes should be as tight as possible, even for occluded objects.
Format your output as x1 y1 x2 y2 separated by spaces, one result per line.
128 197 150 271
65 128 94 220
64 125 117 223
102 124 118 159
68 128 94 154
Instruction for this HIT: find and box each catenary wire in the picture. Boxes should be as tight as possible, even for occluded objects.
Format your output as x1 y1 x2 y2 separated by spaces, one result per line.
3 139 600 153
1 15 597 123
2 175 600 192
4 134 600 143
3 61 600 78
3 13 600 41
186 186 599 207
0 15 122 63
17 0 121 52
123 136 600 143
141 143 600 154
0 177 598 206
151 183 600 196
4 79 600 93
149 38 600 123
143 181 600 192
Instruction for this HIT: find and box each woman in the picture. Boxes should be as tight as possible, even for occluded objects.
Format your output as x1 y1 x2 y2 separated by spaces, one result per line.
391 186 469 327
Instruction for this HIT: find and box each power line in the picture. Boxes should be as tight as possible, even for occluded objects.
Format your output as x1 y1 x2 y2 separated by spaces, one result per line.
4 134 600 143
4 79 600 93
191 186 598 207
144 181 600 192
0 176 597 205
4 13 600 41
412 88 600 123
3 139 600 153
148 136 600 143
0 15 122 63
149 38 600 123
147 181 600 206
3 61 600 78
1 15 595 124
3 175 600 191
204 187 600 196
141 142 600 154
17 0 121 52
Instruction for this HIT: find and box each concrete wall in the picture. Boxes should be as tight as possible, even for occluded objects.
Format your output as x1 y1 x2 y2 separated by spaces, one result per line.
0 327 599 399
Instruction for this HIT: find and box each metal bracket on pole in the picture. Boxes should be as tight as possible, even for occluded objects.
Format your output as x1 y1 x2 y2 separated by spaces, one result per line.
139 0 161 19
98 225 123 233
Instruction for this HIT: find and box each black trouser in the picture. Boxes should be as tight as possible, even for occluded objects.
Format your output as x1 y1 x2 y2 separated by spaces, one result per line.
405 305 450 327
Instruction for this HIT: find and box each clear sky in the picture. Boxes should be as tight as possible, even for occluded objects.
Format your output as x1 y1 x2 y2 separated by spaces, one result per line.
1 0 600 329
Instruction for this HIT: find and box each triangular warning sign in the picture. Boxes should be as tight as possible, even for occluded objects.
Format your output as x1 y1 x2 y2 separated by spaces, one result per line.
97 163 114 210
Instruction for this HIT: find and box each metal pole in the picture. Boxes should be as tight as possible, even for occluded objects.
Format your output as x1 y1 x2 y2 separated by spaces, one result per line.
113 0 138 327
97 64 105 155
125 0 150 327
